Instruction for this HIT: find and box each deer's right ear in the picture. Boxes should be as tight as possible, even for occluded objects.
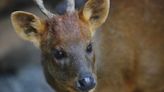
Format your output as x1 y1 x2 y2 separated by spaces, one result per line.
11 11 46 46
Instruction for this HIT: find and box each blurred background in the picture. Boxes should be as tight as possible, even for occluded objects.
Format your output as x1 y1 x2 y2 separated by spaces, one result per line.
0 0 86 92
0 0 54 92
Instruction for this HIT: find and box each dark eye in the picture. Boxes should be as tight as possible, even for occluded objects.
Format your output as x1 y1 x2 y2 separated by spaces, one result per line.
53 49 67 60
86 43 93 54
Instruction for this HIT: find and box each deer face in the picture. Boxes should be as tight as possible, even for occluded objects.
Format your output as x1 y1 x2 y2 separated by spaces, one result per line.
11 0 109 92
41 13 96 92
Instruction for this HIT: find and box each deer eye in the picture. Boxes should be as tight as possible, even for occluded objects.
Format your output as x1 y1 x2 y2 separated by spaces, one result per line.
53 49 67 60
86 43 93 54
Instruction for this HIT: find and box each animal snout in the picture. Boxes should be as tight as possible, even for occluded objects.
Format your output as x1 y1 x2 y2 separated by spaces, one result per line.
77 74 96 91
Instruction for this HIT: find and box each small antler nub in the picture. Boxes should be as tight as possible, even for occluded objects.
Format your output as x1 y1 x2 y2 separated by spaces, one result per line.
66 0 75 13
33 0 55 18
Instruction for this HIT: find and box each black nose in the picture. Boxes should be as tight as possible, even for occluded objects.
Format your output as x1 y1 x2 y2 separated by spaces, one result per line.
77 76 96 91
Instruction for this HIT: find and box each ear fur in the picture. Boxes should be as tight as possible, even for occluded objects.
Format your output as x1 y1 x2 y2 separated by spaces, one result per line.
82 0 110 30
11 11 45 46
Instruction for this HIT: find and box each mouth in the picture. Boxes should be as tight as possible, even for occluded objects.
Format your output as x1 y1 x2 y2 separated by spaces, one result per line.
57 86 93 92
58 75 96 92
66 85 93 92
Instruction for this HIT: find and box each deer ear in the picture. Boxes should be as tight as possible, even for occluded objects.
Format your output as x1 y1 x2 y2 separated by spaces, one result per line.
82 0 110 29
11 11 45 46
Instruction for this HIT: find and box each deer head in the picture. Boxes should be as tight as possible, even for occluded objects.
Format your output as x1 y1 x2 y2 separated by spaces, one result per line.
11 0 109 92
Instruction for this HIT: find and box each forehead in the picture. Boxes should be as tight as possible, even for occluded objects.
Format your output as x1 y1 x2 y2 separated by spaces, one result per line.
46 12 91 46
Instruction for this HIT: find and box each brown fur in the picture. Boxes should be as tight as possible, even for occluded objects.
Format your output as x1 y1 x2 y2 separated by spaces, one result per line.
94 0 164 92
45 12 91 46
11 0 164 92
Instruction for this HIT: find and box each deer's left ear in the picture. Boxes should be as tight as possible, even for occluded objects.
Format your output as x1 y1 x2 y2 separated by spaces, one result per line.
11 11 46 47
82 0 110 29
